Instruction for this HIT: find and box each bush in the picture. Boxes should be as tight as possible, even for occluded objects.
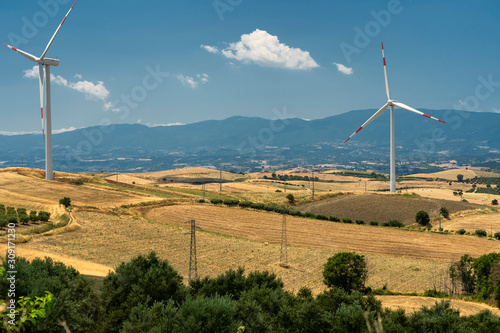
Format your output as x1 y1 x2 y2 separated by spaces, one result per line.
369 221 379 226
382 220 404 228
197 199 205 203
210 198 223 205
423 289 449 298
38 211 51 222
59 197 71 208
0 217 7 229
7 215 18 224
304 211 316 219
223 199 239 206
494 232 500 240
238 201 252 208
355 219 365 225
29 210 38 222
288 209 301 216
475 229 487 237
316 214 329 221
457 229 466 235
492 199 498 205
329 216 340 222
19 213 29 224
416 210 430 226
342 217 353 224
440 207 450 218
286 194 295 203
250 203 265 210
323 252 367 293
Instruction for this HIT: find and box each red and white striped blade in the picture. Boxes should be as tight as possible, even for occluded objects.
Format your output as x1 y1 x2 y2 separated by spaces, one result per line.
392 101 446 123
40 1 77 60
4 43 38 62
38 65 45 139
344 103 390 143
382 42 391 100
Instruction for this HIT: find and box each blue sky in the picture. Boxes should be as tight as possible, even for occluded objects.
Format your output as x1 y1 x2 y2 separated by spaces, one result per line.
1 0 500 134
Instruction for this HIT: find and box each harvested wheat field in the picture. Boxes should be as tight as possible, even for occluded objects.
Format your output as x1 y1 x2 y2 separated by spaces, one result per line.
410 169 500 181
299 193 483 224
0 170 160 208
439 210 500 235
377 295 500 317
23 210 453 294
146 204 500 261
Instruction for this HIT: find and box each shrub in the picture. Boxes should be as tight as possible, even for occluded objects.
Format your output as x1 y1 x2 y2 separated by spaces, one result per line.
492 199 498 205
475 229 487 237
494 232 500 240
7 215 18 224
457 229 466 235
416 210 430 226
238 201 252 208
382 220 404 228
38 211 51 222
263 205 275 212
275 189 282 192
316 214 329 221
19 214 29 224
323 252 367 293
423 289 449 298
17 208 27 214
304 211 316 219
59 197 71 208
273 206 284 214
29 210 38 222
286 194 295 203
0 217 7 229
223 199 239 206
250 203 265 210
288 209 301 216
440 207 450 218
329 216 340 222
355 219 365 225
197 199 205 203
465 232 470 235
210 198 223 205
342 217 353 224
369 221 379 226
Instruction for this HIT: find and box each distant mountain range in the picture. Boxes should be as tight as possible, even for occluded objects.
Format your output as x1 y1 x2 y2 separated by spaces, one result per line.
1 109 499 173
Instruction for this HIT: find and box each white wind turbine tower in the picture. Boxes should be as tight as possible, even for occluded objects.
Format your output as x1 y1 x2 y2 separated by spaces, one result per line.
5 2 77 180
344 42 445 193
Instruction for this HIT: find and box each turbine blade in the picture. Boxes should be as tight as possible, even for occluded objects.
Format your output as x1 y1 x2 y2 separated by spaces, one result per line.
382 42 391 100
344 103 389 143
40 1 77 60
38 65 45 139
4 43 37 62
392 101 446 123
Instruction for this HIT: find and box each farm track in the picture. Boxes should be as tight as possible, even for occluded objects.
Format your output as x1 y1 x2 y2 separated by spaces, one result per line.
146 205 500 262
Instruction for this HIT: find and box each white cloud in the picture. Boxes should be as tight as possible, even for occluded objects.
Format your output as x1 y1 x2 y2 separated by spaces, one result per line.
177 73 209 89
23 66 38 78
74 74 83 79
333 62 353 75
200 44 219 54
205 29 319 70
0 126 78 136
493 108 500 113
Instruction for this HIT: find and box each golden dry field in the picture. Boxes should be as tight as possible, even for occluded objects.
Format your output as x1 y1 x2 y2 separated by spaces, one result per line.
2 167 500 317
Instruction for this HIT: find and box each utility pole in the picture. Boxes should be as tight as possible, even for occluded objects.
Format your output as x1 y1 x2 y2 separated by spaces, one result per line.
185 220 198 283
312 170 315 199
280 208 288 267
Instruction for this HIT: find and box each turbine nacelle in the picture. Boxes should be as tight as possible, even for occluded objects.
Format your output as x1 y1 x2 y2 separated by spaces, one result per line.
387 99 398 106
37 58 60 66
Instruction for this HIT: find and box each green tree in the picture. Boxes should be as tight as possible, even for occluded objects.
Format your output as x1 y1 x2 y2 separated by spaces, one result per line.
59 197 71 208
0 217 7 230
97 251 186 333
286 193 295 203
440 207 450 219
323 252 368 294
416 210 430 226
492 199 498 205
457 174 464 182
449 254 475 295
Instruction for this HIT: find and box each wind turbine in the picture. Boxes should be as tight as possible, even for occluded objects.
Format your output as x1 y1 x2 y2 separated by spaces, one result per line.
343 42 445 193
4 2 77 180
